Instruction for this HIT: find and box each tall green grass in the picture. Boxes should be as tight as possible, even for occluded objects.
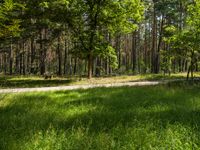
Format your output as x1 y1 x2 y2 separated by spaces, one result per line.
0 84 200 149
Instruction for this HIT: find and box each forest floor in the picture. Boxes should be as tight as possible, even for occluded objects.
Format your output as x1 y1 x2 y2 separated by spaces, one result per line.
0 72 199 89
1 82 200 149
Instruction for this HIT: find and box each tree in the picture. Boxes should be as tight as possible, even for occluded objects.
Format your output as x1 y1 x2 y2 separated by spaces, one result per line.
185 0 200 79
0 0 196 78
48 0 144 78
168 0 200 80
0 0 23 75
0 0 22 38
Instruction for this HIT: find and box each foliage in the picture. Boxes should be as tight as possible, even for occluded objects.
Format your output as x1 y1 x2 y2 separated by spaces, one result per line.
164 0 200 79
0 0 22 38
47 0 144 71
160 49 173 74
0 0 199 78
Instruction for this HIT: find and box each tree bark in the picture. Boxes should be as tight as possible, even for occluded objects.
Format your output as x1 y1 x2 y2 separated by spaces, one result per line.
30 37 35 74
39 29 46 75
132 31 137 73
88 53 93 79
64 31 68 75
57 36 62 76
9 38 13 75
151 5 157 73
155 16 164 74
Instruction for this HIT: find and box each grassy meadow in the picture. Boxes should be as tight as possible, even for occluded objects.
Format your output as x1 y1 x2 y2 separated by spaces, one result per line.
0 82 200 149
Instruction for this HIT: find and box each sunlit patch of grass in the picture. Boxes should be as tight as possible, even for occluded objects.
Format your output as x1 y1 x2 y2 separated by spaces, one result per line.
0 83 200 149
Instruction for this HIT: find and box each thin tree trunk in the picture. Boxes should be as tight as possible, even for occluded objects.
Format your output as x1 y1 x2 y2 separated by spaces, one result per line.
64 32 68 75
74 58 77 75
40 29 45 75
155 16 164 73
95 57 101 77
151 5 157 73
187 65 191 80
88 53 93 79
22 41 26 75
57 36 62 76
3 53 7 75
30 37 35 74
132 31 137 73
9 38 13 75
116 35 121 70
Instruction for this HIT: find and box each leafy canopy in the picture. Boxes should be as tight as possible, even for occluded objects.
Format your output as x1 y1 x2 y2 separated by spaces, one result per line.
0 0 23 38
41 0 144 69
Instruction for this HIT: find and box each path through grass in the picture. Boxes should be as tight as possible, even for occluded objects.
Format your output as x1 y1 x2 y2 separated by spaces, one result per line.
0 83 200 149
0 73 198 89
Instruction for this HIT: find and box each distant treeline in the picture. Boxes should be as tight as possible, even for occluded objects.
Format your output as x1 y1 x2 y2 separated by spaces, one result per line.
0 0 199 78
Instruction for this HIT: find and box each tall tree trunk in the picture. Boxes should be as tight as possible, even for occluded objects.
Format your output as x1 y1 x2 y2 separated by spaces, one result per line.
57 36 62 76
187 65 191 80
132 31 137 73
155 16 164 74
30 37 35 74
22 41 26 75
19 53 22 75
88 53 93 79
40 29 45 75
116 35 121 70
74 58 77 75
151 5 157 73
137 29 141 74
3 53 7 75
64 31 68 75
0 55 1 73
144 28 148 73
27 41 30 74
95 57 101 77
9 38 13 75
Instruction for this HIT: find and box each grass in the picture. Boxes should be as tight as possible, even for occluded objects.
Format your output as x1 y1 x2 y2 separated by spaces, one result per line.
0 82 200 149
0 76 74 89
0 72 199 89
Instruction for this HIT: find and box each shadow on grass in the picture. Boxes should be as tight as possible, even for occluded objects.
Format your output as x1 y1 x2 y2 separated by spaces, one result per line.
0 76 74 88
0 85 200 149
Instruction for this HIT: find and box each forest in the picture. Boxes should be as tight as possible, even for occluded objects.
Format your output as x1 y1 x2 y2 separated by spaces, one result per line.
0 0 199 79
1 0 200 150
